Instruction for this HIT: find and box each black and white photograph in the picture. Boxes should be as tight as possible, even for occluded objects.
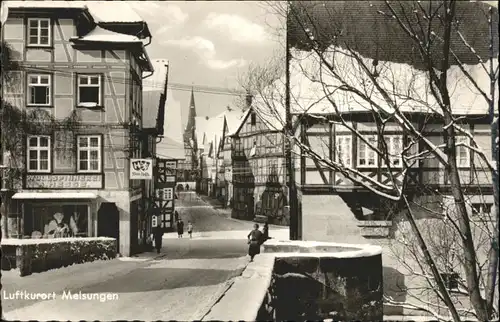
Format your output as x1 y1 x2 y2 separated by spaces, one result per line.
0 0 498 321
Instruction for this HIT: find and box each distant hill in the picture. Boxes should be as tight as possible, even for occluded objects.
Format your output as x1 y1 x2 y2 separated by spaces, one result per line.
288 1 499 69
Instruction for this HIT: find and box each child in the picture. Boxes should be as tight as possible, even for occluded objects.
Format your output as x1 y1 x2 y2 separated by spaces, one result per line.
187 221 193 238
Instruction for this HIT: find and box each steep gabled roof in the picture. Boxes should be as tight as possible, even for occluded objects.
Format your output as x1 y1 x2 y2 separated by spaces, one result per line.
289 47 498 115
288 1 498 70
194 116 210 150
284 1 498 118
143 59 169 133
224 108 247 136
156 136 185 160
203 114 225 157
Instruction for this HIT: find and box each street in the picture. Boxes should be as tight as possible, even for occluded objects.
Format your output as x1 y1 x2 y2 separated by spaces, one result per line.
1 195 259 321
174 192 251 232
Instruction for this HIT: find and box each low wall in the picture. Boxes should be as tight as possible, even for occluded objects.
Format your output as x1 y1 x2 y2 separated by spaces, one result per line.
203 240 383 321
1 237 117 277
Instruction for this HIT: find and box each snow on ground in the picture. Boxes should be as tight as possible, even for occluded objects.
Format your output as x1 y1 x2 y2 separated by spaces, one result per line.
1 258 145 312
3 255 249 321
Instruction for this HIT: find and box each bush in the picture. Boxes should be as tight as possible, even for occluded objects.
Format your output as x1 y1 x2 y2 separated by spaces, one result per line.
1 237 117 276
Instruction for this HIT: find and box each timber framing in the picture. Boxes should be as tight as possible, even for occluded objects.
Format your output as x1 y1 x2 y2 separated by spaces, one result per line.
296 111 493 196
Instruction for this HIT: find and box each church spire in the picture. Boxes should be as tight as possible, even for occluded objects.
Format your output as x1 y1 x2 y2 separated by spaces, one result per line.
189 86 196 112
184 86 197 144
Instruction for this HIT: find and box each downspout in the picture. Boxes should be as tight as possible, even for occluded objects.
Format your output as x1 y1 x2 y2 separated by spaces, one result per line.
141 25 153 79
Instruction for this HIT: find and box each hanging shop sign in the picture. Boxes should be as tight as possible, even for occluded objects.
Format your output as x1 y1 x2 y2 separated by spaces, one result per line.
130 158 153 180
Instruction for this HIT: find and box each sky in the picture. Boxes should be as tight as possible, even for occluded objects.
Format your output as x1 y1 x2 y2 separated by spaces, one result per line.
127 1 285 129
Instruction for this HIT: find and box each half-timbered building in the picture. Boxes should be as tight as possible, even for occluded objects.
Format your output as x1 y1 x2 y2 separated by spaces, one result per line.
141 59 169 239
1 2 156 256
216 106 246 207
230 96 288 225
287 1 498 242
198 113 225 197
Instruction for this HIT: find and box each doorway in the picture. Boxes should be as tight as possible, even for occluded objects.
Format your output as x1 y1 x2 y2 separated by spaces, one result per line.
97 202 120 246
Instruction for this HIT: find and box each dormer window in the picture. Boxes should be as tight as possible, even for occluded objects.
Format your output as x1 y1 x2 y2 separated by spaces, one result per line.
28 18 51 46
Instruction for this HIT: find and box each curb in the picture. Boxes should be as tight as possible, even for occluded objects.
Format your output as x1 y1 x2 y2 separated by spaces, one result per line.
194 279 236 321
195 260 250 321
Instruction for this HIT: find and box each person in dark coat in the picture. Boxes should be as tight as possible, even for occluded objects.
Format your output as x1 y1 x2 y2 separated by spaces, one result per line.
247 223 263 262
153 225 164 254
177 219 184 238
262 222 269 243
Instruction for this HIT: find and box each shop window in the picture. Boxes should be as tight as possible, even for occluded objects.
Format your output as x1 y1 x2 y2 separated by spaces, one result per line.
27 135 51 173
77 135 102 172
27 74 51 106
27 18 51 46
31 205 89 238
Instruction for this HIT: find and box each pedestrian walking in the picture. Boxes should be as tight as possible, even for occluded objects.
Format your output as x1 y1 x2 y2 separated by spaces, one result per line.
177 219 184 238
247 223 263 262
153 225 164 254
187 221 193 238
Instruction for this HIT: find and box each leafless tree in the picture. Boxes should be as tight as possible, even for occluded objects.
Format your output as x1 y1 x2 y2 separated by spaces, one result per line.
243 1 498 320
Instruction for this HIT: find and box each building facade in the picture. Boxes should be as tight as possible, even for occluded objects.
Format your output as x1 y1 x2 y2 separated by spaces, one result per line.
231 104 289 225
287 1 497 242
217 107 246 208
198 113 224 197
1 3 155 256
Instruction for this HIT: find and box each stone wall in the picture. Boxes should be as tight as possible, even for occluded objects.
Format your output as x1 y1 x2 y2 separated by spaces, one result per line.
203 240 383 321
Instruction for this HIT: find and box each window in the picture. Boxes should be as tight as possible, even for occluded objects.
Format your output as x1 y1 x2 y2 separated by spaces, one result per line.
250 112 256 126
456 136 470 167
27 135 51 173
77 135 101 172
27 74 51 106
78 75 102 106
471 203 492 217
357 135 377 167
32 205 88 238
385 135 403 168
336 135 352 167
28 18 51 46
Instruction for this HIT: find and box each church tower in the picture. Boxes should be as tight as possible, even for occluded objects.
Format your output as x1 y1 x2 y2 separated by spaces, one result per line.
183 88 198 172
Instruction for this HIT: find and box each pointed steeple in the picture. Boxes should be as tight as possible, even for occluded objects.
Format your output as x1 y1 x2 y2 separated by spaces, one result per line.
186 86 197 132
184 86 198 148
189 86 196 113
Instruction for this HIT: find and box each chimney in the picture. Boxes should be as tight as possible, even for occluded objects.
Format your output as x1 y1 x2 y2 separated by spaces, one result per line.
245 91 253 108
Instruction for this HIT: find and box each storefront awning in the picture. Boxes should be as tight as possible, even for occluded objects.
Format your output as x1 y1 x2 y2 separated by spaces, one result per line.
12 192 98 200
